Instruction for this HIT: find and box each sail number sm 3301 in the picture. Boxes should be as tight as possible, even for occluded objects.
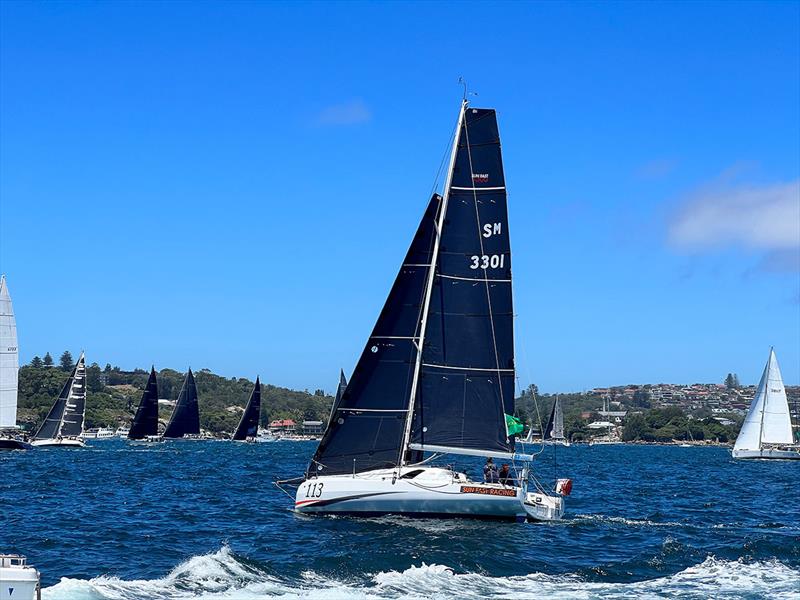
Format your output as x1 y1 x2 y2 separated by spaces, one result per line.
470 254 505 270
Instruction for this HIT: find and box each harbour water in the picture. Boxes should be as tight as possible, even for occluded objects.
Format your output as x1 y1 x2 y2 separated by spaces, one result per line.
1 441 798 599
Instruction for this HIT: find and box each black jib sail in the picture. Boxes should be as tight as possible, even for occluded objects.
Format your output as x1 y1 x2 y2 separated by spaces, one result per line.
328 370 347 423
34 352 87 440
308 194 441 476
163 368 201 438
128 367 160 440
232 377 261 441
410 106 515 456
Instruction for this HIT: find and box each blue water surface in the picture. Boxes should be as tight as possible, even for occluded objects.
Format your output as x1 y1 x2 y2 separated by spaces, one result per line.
1 441 798 598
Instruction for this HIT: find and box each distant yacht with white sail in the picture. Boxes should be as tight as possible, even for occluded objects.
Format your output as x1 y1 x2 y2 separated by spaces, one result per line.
232 377 261 441
163 368 201 439
732 348 799 460
31 351 88 447
282 100 569 522
0 275 30 450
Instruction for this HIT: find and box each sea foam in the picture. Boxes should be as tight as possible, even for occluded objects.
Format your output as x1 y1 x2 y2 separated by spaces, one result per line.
43 546 800 600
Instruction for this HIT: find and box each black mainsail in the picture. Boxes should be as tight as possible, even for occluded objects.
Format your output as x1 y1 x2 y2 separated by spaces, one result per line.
128 367 160 440
232 377 261 441
307 101 522 476
409 106 515 457
308 194 441 476
163 368 200 438
34 352 87 440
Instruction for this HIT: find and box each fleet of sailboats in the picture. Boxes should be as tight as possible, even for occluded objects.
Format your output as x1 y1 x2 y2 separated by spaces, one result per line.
732 349 799 460
284 100 568 522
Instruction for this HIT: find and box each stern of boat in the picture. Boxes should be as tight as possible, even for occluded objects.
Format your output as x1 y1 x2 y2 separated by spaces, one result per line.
523 491 564 521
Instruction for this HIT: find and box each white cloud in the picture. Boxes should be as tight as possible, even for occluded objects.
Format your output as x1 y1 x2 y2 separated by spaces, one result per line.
669 179 800 251
315 99 372 126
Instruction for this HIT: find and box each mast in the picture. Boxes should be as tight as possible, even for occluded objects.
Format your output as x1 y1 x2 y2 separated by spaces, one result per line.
757 348 771 450
399 99 467 466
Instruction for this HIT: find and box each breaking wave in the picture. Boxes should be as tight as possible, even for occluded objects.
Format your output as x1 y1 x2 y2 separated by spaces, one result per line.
43 546 800 600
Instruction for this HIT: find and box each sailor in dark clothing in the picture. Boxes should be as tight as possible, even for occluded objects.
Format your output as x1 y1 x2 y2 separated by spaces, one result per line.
499 463 517 487
483 457 499 483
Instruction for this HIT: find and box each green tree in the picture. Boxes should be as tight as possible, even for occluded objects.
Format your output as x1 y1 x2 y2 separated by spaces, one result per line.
631 389 651 409
732 373 741 389
43 352 53 367
622 413 649 441
725 373 736 389
86 362 104 393
30 356 43 368
59 350 74 371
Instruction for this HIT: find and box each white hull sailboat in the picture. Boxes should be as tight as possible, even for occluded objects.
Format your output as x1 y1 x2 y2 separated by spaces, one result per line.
0 275 31 450
31 351 88 448
732 348 798 460
283 99 570 522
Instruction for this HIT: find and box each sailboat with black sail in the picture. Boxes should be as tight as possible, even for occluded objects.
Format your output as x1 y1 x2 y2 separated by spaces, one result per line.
163 368 201 439
128 367 161 441
543 395 569 446
733 348 799 460
232 377 261 441
32 352 88 447
282 100 569 521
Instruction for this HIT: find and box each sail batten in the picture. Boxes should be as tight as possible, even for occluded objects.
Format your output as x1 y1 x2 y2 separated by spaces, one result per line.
0 275 18 429
163 369 201 438
128 368 160 439
232 378 261 441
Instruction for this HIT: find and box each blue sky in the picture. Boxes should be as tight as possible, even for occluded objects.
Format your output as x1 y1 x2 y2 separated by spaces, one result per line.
1 1 798 393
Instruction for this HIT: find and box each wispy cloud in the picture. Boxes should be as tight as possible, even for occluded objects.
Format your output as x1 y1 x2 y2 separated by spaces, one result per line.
668 178 800 252
315 99 372 126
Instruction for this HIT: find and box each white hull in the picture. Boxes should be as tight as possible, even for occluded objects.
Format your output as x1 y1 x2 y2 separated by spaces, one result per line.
0 555 39 600
294 467 564 522
31 438 86 448
732 447 800 460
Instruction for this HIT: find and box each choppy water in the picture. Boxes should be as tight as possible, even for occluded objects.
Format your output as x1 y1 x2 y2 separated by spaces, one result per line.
1 441 798 599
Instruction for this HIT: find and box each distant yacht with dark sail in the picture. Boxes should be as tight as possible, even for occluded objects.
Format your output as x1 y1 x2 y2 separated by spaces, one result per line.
163 368 201 439
232 377 261 441
283 99 569 521
31 352 87 447
0 275 30 450
733 348 799 460
128 367 160 440
543 395 569 446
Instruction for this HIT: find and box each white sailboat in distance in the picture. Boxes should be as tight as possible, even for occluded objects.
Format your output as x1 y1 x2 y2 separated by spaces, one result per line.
0 275 30 450
279 99 569 522
732 348 799 460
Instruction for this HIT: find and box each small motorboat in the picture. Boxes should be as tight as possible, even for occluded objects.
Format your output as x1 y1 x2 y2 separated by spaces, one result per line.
0 554 40 600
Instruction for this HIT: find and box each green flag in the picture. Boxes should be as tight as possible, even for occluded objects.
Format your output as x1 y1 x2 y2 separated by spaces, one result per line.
505 414 525 436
